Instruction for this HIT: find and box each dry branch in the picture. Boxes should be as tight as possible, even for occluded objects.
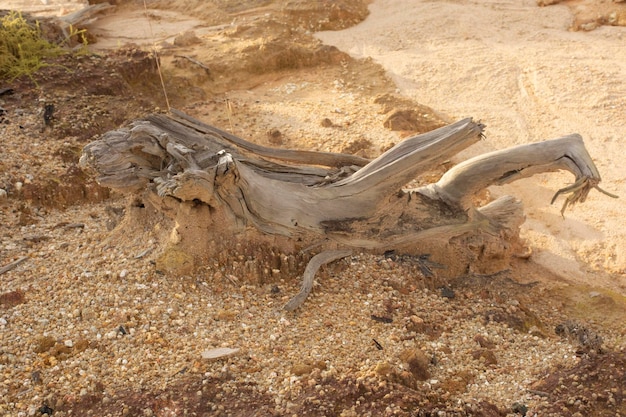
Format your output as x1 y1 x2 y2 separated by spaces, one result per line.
81 109 614 309
283 250 352 311
60 3 114 27
417 134 609 214
0 256 28 275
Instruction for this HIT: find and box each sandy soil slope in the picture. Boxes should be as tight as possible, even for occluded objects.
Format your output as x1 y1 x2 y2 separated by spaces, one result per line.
317 0 626 290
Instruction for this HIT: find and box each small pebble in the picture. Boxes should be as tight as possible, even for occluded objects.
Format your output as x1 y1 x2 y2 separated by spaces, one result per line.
440 287 455 299
201 347 240 360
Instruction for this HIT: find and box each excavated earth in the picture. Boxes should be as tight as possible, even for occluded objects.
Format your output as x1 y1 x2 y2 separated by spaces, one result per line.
1 1 625 416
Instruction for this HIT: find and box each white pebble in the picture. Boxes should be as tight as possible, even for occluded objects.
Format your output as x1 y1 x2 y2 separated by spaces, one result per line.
119 269 128 278
64 340 73 348
0 317 7 326
201 347 240 360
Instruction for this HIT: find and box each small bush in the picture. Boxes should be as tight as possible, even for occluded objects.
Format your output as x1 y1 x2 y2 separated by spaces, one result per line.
0 10 64 81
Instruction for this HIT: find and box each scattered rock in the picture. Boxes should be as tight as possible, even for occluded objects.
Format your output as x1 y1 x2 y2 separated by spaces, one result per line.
474 334 496 349
173 31 201 47
399 348 431 380
472 349 498 366
266 128 283 145
555 321 604 353
320 117 334 127
201 347 240 360
80 307 96 320
31 370 42 384
43 103 55 126
0 289 26 308
215 309 238 321
511 402 528 415
440 370 475 395
34 336 56 354
50 342 72 359
291 363 313 376
440 286 455 299
405 315 426 333
73 339 90 352
38 405 54 416
373 361 393 377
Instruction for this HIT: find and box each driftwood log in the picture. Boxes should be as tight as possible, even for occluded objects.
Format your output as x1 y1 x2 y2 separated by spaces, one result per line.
80 109 615 309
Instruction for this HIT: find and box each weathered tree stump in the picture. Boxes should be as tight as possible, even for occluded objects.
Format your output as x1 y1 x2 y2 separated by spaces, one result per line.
80 109 615 309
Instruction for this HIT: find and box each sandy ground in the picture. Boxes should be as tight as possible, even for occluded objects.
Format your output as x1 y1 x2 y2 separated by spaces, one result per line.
60 0 626 289
317 0 626 291
2 1 626 416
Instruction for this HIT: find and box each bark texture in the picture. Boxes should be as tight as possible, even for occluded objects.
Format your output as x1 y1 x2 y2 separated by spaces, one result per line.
80 110 613 308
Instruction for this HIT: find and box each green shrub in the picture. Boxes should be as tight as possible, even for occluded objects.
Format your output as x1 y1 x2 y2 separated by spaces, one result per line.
0 10 64 81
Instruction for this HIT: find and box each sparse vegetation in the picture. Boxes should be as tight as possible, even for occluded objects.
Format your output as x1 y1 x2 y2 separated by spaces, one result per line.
65 24 90 56
0 11 64 81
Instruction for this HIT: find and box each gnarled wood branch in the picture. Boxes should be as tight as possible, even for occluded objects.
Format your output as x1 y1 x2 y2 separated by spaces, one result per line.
80 109 615 309
416 134 611 215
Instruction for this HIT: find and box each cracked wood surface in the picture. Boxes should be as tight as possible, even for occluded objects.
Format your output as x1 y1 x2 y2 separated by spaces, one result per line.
80 110 613 307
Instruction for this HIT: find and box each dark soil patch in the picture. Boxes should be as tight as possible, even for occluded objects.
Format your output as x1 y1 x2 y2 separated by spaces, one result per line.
530 350 626 416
